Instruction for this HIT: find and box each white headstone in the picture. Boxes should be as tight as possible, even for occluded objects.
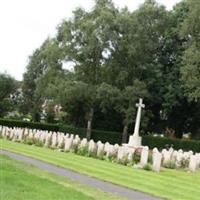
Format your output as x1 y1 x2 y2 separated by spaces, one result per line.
106 145 115 158
64 137 73 151
162 149 171 163
45 132 52 147
140 146 149 167
51 132 58 147
189 155 197 172
152 149 162 172
117 147 128 161
88 140 97 156
80 138 88 148
97 142 105 158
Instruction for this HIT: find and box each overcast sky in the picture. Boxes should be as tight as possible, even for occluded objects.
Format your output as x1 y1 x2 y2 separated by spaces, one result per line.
0 0 181 81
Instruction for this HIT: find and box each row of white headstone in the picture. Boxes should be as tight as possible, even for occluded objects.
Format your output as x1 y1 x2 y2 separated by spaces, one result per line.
1 125 199 172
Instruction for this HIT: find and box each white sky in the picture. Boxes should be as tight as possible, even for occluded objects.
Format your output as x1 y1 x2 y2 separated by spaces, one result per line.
0 0 181 81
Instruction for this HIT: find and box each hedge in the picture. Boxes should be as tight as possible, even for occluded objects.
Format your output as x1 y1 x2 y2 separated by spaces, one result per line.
0 118 59 131
58 124 86 139
0 118 199 152
0 118 121 144
142 136 200 153
59 124 121 144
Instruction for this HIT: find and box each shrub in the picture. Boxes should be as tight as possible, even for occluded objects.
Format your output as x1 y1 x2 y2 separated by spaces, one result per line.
70 144 79 154
76 145 89 156
163 160 176 169
23 138 34 145
34 140 44 147
148 154 153 164
143 163 152 171
180 158 189 168
133 151 141 163
117 155 129 166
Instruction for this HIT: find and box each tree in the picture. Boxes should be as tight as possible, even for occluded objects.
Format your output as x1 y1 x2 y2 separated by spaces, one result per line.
57 0 119 139
180 0 200 101
179 0 200 137
22 38 62 121
0 73 16 117
97 80 148 143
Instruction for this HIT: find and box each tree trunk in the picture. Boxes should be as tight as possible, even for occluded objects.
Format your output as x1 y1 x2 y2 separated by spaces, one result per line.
86 108 94 140
122 125 128 143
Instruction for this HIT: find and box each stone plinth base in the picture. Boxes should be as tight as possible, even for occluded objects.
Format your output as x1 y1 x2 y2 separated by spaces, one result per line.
128 135 142 147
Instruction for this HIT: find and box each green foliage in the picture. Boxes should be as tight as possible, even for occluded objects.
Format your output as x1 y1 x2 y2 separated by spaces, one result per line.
77 145 89 156
148 154 153 164
34 140 44 147
2 118 200 152
143 163 152 171
0 118 59 131
117 155 129 166
133 151 141 164
0 73 17 117
22 39 63 121
163 160 176 169
23 138 34 145
180 158 189 168
142 135 200 152
59 124 86 138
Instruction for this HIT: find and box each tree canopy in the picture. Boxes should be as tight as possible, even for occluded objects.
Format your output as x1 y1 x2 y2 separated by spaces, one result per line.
2 0 199 140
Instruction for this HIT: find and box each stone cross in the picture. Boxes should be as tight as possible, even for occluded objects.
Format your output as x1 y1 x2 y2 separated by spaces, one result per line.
133 98 145 137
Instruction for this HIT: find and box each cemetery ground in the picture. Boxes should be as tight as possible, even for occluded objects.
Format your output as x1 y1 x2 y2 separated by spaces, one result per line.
1 139 200 200
0 153 124 200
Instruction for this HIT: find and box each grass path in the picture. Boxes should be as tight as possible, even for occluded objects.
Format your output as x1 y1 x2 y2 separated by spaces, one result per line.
1 139 200 200
0 153 125 200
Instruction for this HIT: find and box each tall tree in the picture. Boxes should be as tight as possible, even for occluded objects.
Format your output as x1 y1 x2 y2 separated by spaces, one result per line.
57 0 119 139
22 38 62 121
0 73 16 117
179 0 200 137
180 0 200 101
97 81 149 143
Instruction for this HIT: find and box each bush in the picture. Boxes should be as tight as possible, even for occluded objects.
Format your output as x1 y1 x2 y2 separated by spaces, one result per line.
180 158 189 168
117 155 129 166
34 140 44 147
148 154 153 164
76 145 89 156
133 151 141 163
163 160 176 169
23 138 34 145
143 163 152 171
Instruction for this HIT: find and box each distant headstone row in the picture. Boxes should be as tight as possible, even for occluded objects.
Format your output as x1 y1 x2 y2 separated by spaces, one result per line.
1 126 200 172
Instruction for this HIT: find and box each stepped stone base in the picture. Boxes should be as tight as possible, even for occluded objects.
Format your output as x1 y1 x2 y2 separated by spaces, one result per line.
127 135 142 147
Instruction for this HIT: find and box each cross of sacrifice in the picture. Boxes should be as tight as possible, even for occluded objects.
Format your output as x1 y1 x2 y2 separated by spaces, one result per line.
133 98 145 138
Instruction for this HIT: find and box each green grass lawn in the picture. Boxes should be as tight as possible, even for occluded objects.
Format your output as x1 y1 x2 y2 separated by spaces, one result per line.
1 139 200 200
0 153 125 200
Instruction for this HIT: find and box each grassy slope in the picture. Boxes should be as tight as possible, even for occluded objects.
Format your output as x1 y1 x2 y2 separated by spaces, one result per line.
0 154 125 200
1 139 200 200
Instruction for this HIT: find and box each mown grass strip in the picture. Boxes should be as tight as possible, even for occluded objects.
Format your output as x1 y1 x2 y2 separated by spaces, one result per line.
1 139 199 200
